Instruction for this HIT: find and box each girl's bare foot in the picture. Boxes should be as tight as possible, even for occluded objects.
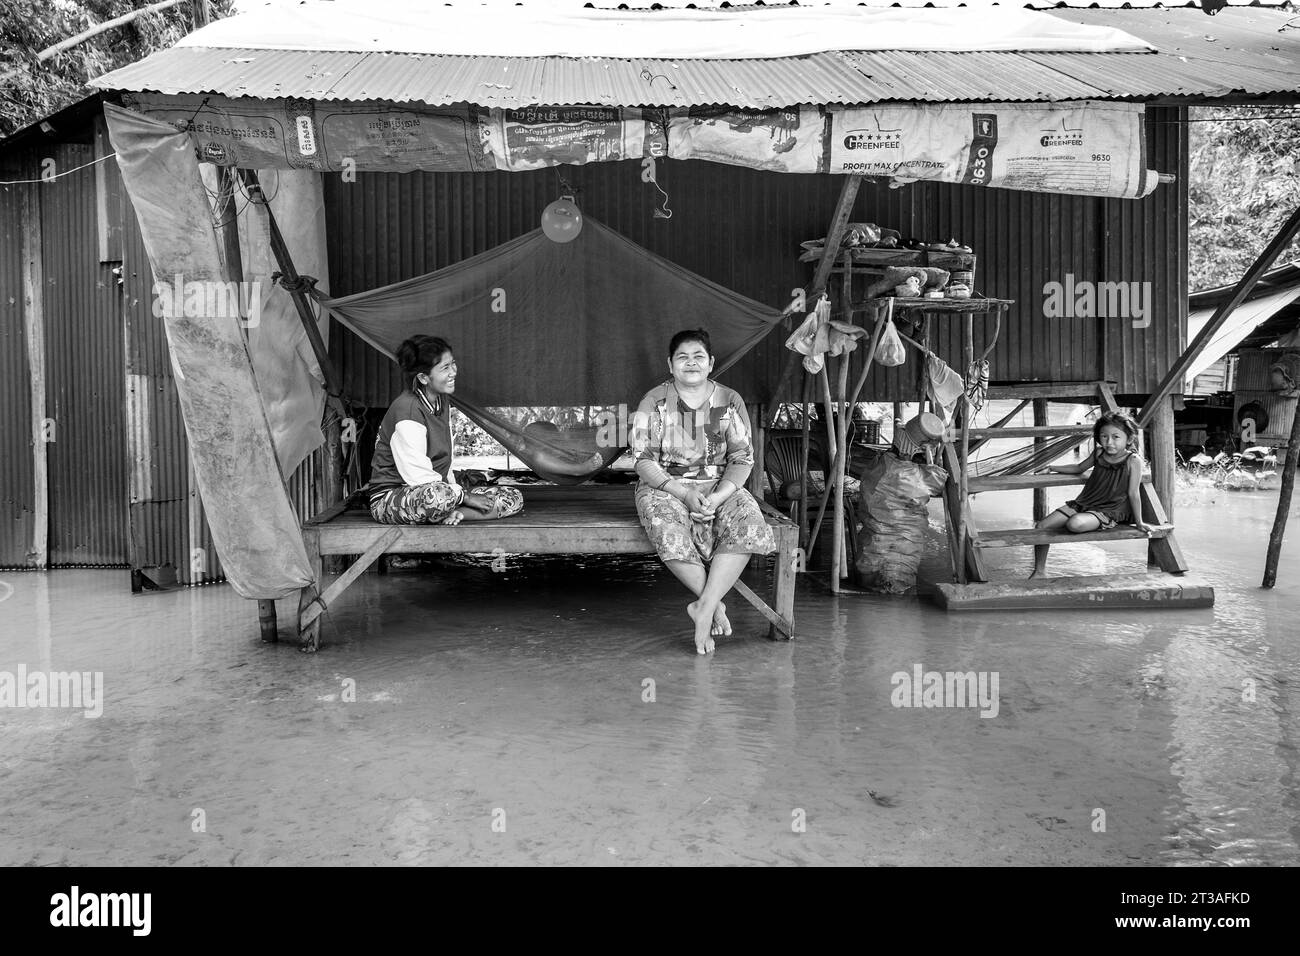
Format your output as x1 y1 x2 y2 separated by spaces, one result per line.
687 601 716 655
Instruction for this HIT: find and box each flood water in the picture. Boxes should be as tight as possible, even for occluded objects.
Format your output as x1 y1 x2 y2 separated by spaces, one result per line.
1 482 1297 866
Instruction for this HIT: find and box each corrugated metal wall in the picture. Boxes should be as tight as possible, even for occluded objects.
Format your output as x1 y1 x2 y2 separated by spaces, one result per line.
1235 348 1298 443
323 162 923 407
0 175 36 567
1103 105 1187 399
41 143 129 565
325 108 1184 410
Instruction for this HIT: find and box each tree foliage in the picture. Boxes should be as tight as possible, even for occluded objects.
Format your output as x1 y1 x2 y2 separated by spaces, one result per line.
1188 105 1300 293
0 0 234 138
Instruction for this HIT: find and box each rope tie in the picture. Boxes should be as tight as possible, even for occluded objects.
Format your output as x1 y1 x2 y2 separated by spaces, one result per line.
271 273 319 294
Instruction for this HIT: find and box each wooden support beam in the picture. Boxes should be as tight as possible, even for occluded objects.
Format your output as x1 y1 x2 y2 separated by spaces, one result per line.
1263 392 1300 588
1137 201 1300 427
799 373 812 548
300 528 401 630
811 176 865 301
1149 395 1176 566
258 599 278 643
1032 398 1049 578
804 306 888 565
987 381 1115 400
21 168 48 569
732 579 787 633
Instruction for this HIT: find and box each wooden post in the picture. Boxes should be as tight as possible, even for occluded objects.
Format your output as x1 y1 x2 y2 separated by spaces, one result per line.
832 352 851 589
1150 396 1176 567
258 599 278 643
749 403 767 501
799 373 811 549
1262 395 1300 588
1033 398 1049 575
957 315 973 584
769 526 798 640
805 306 888 564
21 167 48 569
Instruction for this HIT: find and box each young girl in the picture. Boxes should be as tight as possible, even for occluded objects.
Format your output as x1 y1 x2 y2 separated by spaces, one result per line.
1030 411 1152 577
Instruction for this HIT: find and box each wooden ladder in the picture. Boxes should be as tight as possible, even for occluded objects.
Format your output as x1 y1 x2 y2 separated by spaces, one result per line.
943 381 1188 583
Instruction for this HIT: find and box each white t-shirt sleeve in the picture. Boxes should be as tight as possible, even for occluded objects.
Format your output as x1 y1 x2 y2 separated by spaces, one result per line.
391 420 441 486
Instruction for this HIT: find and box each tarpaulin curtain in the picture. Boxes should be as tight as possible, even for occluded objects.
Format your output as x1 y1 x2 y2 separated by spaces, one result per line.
104 103 315 599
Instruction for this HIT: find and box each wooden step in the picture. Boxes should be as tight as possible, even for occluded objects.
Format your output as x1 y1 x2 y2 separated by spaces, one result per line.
968 473 1152 492
974 524 1174 548
934 572 1214 612
966 424 1092 439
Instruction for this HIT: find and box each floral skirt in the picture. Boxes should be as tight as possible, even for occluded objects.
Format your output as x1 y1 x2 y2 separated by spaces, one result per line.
635 479 776 566
370 483 524 525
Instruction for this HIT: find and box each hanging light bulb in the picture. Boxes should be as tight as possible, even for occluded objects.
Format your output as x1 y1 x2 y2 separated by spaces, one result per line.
541 195 583 243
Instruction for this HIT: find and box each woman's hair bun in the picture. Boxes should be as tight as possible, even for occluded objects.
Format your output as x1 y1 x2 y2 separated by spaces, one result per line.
396 334 453 377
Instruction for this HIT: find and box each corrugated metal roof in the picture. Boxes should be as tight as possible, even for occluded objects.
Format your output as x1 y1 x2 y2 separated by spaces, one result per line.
92 8 1300 106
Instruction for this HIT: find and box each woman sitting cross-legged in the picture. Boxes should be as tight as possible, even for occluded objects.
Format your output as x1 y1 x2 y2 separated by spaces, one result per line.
367 334 524 525
632 328 777 655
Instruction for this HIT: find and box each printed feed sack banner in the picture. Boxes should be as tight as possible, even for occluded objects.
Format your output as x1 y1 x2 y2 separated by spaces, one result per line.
668 107 826 173
479 106 667 171
125 93 494 172
828 101 1155 198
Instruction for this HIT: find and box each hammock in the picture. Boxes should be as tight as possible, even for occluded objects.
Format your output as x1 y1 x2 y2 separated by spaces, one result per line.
314 215 785 483
968 432 1089 478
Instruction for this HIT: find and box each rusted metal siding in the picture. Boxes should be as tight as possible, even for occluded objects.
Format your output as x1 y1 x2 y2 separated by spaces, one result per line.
39 143 129 566
0 173 36 567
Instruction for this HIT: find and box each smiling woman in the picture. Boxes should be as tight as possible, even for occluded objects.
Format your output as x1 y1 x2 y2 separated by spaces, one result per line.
631 328 776 655
365 334 524 526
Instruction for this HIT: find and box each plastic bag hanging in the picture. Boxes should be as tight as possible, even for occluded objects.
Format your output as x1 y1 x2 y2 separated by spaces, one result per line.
784 293 832 374
875 315 906 367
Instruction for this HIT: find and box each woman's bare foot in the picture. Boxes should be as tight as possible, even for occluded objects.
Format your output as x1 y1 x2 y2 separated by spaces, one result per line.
687 601 716 655
712 602 731 637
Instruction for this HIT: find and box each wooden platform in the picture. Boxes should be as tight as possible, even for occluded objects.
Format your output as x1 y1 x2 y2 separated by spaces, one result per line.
287 484 801 651
934 572 1215 612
